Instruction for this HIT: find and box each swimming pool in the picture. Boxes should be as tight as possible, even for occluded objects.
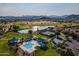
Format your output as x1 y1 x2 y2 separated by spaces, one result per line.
23 42 33 49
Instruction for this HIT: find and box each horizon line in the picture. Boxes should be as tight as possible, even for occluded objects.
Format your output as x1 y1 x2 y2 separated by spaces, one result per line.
0 14 79 16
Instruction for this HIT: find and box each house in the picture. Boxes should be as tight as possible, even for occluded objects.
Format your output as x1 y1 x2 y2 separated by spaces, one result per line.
51 36 64 48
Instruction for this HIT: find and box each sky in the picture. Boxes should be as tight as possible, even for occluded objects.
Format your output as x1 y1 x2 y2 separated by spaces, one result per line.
0 3 79 16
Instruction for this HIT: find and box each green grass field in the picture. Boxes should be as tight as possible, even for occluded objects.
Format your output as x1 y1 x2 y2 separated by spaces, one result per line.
0 32 29 56
35 41 60 56
0 31 60 56
0 22 79 56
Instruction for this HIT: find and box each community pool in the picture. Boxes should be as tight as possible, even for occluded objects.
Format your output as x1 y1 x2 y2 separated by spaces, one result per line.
23 42 33 49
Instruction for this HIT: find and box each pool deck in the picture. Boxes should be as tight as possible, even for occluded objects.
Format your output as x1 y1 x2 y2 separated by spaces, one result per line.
19 40 40 54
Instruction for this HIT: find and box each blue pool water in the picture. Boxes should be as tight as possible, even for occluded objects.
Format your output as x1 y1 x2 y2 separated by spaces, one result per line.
23 42 33 49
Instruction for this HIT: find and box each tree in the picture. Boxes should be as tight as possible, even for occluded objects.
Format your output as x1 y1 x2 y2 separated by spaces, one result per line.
55 31 60 36
65 48 74 56
13 24 19 30
57 43 65 49
28 30 33 35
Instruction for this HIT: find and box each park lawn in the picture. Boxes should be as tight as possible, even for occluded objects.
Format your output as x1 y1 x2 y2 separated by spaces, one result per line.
0 40 15 56
0 22 79 56
0 40 19 56
35 41 60 56
0 40 9 53
3 32 29 40
14 22 32 28
33 32 60 56
19 25 32 29
0 31 60 56
0 40 10 56
33 33 48 38
0 32 29 56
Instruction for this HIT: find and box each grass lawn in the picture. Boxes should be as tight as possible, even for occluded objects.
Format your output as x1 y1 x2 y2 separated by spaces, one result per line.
35 41 60 56
0 39 19 56
0 40 9 55
0 32 29 56
33 33 48 38
2 32 29 40
0 31 60 56
0 21 79 56
33 32 60 56
0 22 67 56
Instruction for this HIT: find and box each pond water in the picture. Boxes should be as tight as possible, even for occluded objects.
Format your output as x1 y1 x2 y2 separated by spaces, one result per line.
18 26 55 34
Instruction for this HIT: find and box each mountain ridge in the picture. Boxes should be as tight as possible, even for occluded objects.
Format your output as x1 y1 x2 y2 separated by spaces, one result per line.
0 14 79 19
